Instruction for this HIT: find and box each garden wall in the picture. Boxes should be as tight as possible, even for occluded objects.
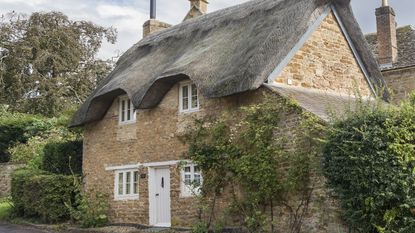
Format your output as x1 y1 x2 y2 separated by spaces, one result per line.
0 163 25 198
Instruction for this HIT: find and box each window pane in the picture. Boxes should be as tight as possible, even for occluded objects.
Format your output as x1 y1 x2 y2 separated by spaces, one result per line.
191 84 198 109
127 100 131 121
184 166 191 173
118 173 123 195
182 85 189 110
184 174 192 185
121 100 125 122
133 171 139 194
194 174 201 186
126 172 131 195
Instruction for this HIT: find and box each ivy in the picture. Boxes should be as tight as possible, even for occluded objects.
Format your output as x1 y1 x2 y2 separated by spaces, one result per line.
186 96 324 233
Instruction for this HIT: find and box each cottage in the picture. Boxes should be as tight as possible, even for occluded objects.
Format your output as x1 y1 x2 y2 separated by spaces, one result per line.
71 0 386 230
365 1 415 102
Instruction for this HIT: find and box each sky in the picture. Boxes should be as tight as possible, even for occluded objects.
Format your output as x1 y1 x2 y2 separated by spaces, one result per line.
0 0 414 60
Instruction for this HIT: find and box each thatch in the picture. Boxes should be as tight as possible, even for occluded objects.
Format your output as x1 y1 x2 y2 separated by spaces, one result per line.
366 25 415 70
70 0 386 127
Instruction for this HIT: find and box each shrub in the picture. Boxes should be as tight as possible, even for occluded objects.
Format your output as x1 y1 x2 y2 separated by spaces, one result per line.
11 169 77 223
67 190 109 228
0 112 51 163
9 136 50 169
323 99 415 233
43 140 83 175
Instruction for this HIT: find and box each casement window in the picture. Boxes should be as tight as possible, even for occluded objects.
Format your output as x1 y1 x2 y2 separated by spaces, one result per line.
181 164 202 197
119 95 136 124
114 170 139 200
179 82 199 113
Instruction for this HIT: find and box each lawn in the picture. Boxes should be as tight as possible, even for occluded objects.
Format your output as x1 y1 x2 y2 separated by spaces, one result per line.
0 200 12 221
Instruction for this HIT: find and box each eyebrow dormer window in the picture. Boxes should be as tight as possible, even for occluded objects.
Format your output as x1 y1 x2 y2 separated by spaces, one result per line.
179 81 199 113
119 95 136 124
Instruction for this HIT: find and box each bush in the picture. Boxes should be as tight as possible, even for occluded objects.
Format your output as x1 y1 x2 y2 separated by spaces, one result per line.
0 112 52 163
43 140 83 175
11 169 77 223
67 190 109 228
323 99 415 233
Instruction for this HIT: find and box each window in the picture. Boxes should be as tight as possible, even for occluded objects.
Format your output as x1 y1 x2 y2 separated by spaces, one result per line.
115 170 139 200
119 95 136 124
181 164 202 197
179 82 199 113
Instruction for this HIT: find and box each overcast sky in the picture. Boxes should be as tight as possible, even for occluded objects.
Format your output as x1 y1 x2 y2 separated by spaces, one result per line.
0 0 414 60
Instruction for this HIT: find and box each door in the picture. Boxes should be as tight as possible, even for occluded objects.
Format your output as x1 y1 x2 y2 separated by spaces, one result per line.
149 167 171 227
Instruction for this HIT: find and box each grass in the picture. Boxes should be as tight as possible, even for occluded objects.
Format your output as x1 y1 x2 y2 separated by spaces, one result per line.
0 199 12 221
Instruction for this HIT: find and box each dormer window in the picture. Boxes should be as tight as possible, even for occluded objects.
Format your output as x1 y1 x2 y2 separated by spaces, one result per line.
179 81 199 113
119 95 136 124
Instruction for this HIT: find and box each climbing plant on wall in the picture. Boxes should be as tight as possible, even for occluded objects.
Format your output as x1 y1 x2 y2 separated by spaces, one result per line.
186 96 324 233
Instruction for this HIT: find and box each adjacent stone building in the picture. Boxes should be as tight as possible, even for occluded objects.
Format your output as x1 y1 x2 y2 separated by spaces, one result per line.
71 0 387 231
365 1 415 102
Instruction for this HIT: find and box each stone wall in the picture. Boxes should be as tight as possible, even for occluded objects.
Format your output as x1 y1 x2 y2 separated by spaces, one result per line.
0 163 25 198
83 86 348 232
382 66 415 103
273 12 371 97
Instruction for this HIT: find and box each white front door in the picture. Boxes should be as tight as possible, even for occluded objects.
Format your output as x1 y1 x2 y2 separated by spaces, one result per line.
149 167 171 227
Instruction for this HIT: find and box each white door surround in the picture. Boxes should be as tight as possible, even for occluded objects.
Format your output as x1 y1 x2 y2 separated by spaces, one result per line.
148 166 171 227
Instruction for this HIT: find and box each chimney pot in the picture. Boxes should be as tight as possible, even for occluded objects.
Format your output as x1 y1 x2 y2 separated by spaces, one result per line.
150 0 156 19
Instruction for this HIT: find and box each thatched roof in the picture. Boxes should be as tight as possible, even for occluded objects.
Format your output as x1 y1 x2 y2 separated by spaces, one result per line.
70 0 385 127
366 25 415 70
265 83 369 121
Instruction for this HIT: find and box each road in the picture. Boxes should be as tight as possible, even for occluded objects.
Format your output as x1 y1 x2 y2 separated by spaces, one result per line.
0 222 50 233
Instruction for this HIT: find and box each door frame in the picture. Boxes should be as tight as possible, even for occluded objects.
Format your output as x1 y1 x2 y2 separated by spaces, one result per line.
148 166 171 227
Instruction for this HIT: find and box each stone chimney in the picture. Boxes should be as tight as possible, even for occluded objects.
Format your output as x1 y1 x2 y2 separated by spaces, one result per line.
375 0 398 66
184 0 209 21
143 0 171 37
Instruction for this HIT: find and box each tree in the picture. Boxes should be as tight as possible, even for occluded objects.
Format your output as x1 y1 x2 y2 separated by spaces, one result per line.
0 11 117 116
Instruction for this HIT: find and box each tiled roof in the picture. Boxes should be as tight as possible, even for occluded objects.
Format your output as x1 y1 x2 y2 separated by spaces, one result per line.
366 25 415 70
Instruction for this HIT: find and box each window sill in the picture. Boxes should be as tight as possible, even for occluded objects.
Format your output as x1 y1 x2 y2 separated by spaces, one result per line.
118 120 136 126
179 109 200 114
114 195 139 201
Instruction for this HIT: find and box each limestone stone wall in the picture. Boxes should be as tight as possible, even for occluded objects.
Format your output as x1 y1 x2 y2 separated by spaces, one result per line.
382 66 415 103
273 12 371 97
0 163 25 198
83 86 348 232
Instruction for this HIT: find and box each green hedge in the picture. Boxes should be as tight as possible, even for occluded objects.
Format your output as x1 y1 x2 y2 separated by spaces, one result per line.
11 169 76 223
42 140 83 175
323 99 415 233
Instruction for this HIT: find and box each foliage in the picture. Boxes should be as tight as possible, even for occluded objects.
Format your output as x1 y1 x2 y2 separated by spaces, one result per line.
66 177 109 228
0 107 82 168
11 169 77 223
186 97 323 232
42 140 83 175
0 11 117 116
0 108 52 163
323 96 415 233
0 198 12 221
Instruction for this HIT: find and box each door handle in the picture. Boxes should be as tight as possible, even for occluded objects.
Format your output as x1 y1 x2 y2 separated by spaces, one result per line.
155 193 159 196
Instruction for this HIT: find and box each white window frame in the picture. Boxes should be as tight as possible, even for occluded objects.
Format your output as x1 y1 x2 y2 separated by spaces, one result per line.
180 164 202 198
118 95 136 125
114 169 140 200
179 81 199 113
